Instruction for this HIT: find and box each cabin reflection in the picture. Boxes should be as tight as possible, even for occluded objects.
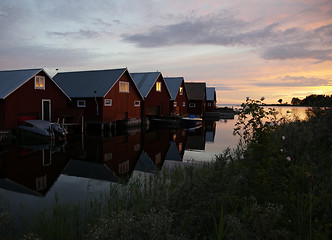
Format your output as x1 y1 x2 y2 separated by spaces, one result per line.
185 125 206 151
205 121 216 143
0 142 69 197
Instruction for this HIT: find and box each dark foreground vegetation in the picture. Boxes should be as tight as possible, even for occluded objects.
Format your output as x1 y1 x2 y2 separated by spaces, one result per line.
1 99 332 239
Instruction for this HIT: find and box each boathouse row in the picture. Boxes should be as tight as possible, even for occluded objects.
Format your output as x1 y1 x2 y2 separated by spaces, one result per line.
0 68 217 132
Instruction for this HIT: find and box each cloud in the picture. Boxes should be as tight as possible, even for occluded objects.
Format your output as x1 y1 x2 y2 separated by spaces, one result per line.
254 76 331 87
48 29 101 39
122 10 332 62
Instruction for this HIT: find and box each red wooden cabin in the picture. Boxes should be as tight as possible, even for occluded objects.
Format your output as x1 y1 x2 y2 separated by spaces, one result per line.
130 72 171 118
54 68 143 125
184 82 206 116
0 69 70 131
164 77 188 116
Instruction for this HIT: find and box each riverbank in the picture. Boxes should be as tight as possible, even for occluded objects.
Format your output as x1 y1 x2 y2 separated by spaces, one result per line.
1 107 331 239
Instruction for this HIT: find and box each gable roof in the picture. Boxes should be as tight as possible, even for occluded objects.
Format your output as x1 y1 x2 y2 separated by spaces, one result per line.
0 69 48 99
130 72 171 99
206 87 216 101
53 68 129 98
184 82 206 101
164 77 184 100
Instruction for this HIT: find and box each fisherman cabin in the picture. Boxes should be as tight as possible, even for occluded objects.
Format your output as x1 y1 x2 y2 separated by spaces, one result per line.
130 72 171 119
206 87 217 112
53 68 143 129
184 82 206 116
164 77 188 116
0 69 70 132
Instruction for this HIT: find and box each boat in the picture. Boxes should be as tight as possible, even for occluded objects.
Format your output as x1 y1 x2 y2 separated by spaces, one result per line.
182 115 203 128
149 115 181 127
18 119 68 143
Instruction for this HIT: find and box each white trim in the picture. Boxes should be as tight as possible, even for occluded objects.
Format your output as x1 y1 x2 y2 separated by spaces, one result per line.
189 103 196 108
134 100 140 107
104 99 112 106
35 76 45 90
182 102 186 107
42 99 51 120
173 102 177 107
119 81 129 93
77 100 86 107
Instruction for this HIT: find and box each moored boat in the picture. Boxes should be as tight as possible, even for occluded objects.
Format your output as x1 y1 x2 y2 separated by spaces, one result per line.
182 115 203 128
18 120 68 143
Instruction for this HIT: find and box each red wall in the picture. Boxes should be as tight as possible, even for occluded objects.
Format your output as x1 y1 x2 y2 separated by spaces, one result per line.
2 71 69 130
187 100 206 115
103 71 142 122
171 81 188 115
144 75 171 117
206 100 216 112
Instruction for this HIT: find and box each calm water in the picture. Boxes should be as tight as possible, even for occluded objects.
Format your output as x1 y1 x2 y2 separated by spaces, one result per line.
0 106 308 229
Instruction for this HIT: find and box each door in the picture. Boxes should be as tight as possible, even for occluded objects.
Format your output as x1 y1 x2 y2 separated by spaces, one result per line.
42 99 51 121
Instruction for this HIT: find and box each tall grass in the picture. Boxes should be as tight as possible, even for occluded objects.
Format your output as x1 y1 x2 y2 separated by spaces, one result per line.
2 105 332 239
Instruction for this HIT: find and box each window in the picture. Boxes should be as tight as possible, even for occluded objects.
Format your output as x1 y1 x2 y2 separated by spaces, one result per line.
104 99 112 106
182 102 186 107
119 160 129 174
104 153 112 161
119 81 129 93
77 100 86 107
179 87 183 95
189 103 196 108
207 102 212 107
134 100 140 107
35 76 45 90
174 102 177 107
156 82 161 92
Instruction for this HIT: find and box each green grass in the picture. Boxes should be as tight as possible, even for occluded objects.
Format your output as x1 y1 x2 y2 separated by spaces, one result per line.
2 108 332 239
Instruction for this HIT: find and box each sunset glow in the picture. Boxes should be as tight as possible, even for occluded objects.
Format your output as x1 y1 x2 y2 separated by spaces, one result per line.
0 0 331 104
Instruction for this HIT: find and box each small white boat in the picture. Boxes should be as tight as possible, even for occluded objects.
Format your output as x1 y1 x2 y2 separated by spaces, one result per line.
182 115 203 128
18 120 68 142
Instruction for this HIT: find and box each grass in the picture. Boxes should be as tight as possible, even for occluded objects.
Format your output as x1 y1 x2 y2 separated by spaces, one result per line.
1 107 332 239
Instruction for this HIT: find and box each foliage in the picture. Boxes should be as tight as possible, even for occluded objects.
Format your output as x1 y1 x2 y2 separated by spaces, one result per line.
4 99 332 239
292 94 332 107
233 97 280 144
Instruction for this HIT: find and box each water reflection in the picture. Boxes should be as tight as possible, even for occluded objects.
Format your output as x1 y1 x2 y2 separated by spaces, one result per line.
0 106 308 229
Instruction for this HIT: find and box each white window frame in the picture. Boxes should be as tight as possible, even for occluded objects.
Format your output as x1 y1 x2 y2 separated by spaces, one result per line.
207 102 212 107
156 82 161 92
134 100 140 107
182 102 186 107
35 76 45 90
173 102 177 107
189 103 196 108
77 100 86 108
104 99 112 106
119 81 129 93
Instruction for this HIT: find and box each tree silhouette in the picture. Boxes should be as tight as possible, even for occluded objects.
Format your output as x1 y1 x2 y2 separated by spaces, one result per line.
278 99 283 104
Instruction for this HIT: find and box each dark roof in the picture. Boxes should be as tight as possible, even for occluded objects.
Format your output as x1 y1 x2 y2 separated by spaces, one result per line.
131 72 171 99
0 68 69 99
164 77 184 100
53 68 127 98
184 82 206 101
206 87 216 101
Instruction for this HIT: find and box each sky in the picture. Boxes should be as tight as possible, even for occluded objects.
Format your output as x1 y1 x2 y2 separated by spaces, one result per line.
0 0 331 104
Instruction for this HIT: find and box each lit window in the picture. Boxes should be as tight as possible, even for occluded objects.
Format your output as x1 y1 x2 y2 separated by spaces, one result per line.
35 76 45 90
174 102 177 107
77 100 86 107
182 102 186 107
134 100 140 107
189 103 196 108
119 81 129 93
179 87 183 95
156 82 161 92
104 99 112 106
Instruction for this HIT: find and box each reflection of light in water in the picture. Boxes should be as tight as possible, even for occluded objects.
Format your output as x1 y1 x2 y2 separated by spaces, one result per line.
183 106 309 163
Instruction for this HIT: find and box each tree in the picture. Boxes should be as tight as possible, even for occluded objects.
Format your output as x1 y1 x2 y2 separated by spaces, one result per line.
291 97 301 105
278 99 283 104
